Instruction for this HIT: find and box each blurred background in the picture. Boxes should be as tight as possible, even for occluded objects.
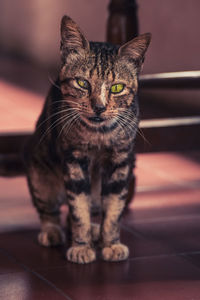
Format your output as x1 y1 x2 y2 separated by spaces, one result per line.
0 0 200 133
1 0 200 72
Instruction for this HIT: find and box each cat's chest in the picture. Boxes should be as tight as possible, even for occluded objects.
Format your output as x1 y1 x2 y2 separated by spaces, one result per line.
59 119 134 159
70 122 129 148
61 129 111 150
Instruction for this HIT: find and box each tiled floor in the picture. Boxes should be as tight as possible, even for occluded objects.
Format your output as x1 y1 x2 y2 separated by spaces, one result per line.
0 152 200 300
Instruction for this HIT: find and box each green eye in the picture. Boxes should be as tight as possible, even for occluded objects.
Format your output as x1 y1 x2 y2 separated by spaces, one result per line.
110 83 124 94
77 78 89 89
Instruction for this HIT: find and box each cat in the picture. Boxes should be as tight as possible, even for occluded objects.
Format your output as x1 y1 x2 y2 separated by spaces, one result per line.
24 15 151 264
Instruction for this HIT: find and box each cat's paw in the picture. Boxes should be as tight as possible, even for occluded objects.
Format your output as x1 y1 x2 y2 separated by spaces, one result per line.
67 245 96 264
38 224 66 247
91 223 100 242
102 243 129 262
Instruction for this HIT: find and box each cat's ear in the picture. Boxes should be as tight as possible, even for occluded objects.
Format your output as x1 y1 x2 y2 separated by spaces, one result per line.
118 33 151 68
60 15 90 62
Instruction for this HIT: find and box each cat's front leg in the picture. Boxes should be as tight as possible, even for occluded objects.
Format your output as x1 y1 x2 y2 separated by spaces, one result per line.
64 150 96 264
101 154 133 262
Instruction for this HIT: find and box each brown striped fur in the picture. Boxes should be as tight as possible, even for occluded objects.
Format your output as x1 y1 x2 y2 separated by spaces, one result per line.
24 15 151 263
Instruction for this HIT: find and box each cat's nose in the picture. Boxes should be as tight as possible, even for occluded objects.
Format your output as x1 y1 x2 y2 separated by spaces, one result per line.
92 102 106 115
94 104 106 115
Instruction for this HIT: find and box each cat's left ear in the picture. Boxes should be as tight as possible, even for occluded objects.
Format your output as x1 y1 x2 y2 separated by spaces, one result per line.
60 15 90 62
118 33 151 69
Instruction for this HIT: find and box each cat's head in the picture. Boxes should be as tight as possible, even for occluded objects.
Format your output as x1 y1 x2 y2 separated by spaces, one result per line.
59 15 151 130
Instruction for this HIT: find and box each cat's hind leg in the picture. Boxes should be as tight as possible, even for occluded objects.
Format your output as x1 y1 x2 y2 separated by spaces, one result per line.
26 163 66 247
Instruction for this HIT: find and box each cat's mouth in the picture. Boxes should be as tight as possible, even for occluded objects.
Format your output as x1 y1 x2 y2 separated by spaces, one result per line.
83 114 116 128
87 116 105 123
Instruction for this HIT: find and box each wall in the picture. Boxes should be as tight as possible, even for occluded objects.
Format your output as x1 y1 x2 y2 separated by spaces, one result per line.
0 0 109 67
0 0 200 73
139 0 200 73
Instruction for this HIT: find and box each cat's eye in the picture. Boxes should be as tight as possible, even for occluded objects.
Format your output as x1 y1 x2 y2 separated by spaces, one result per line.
110 83 124 94
77 78 90 90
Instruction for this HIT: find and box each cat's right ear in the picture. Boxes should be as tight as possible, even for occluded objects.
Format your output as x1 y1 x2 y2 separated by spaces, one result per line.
60 15 90 62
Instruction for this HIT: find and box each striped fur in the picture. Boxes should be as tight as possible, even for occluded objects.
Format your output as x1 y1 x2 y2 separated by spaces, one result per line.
24 15 151 263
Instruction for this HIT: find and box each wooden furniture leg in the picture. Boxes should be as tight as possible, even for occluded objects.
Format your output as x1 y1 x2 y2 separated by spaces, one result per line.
106 0 139 45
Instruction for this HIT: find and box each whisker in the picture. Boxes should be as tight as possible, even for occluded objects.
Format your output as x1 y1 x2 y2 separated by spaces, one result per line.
137 126 150 145
58 113 77 138
116 115 132 139
115 117 127 138
58 112 80 138
38 111 77 145
36 108 80 131
118 111 150 144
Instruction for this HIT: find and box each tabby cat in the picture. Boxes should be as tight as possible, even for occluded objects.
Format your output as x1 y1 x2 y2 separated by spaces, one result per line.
24 15 151 264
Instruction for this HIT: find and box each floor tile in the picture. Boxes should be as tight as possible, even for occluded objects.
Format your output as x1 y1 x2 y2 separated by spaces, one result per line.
0 230 68 271
0 250 23 274
38 255 200 300
121 225 174 258
122 188 200 257
0 272 69 300
131 215 200 254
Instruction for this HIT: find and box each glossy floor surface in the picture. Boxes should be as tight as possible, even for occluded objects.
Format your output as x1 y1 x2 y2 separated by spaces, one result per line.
1 151 200 300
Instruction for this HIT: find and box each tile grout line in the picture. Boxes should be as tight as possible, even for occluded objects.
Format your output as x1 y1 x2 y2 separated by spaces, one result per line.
122 224 200 269
0 248 73 300
121 224 147 239
2 246 200 275
25 269 74 300
128 250 200 262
